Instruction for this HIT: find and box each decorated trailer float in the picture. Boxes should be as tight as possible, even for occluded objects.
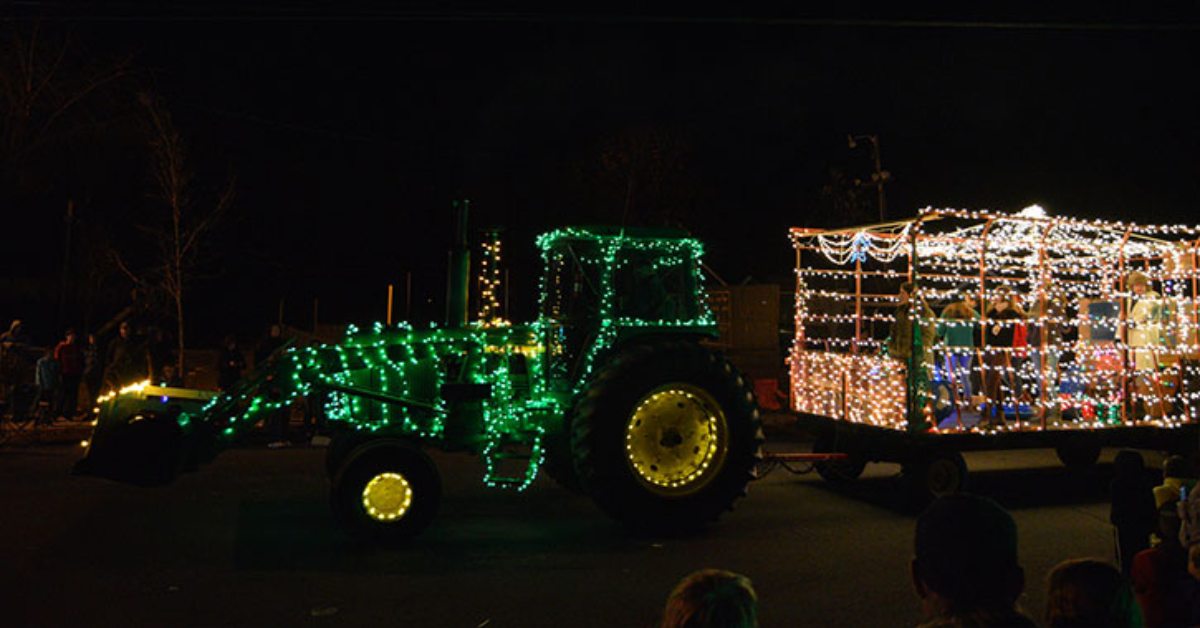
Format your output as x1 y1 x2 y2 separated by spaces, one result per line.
790 206 1200 497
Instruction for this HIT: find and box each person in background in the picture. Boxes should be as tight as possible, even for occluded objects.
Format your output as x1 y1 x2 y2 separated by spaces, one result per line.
1126 271 1164 418
254 324 286 367
981 285 1025 428
660 569 758 628
1153 456 1196 512
1045 558 1142 628
1178 472 1200 548
888 282 936 366
1111 449 1158 576
159 363 184 388
217 335 245 392
34 347 60 425
1187 545 1200 625
255 325 290 449
0 319 34 406
53 328 83 420
938 284 979 409
1025 294 1066 416
911 494 1035 627
82 333 102 408
103 321 149 390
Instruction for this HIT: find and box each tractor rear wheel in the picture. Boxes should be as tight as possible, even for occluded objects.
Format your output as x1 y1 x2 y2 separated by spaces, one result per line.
541 418 583 492
330 440 441 542
570 340 763 531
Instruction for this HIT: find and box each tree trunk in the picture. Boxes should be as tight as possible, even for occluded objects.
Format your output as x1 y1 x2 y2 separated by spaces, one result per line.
175 286 185 386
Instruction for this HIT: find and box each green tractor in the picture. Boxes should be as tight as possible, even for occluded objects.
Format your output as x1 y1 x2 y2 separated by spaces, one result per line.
75 204 764 541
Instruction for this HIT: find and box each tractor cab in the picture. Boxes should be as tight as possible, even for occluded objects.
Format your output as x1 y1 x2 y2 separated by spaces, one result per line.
536 226 715 392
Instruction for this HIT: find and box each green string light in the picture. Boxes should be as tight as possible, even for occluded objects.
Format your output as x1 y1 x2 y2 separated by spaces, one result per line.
202 228 715 492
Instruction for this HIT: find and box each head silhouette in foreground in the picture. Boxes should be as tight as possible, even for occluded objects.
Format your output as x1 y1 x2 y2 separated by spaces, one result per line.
661 568 757 628
1044 558 1141 628
912 494 1034 627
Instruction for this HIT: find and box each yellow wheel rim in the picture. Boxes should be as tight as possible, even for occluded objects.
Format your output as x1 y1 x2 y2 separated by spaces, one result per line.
362 472 413 522
625 383 728 496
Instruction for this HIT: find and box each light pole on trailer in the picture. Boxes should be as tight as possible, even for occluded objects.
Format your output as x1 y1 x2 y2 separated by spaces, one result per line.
848 134 890 222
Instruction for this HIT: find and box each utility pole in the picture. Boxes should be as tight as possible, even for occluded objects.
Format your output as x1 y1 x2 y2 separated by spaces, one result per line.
848 134 890 222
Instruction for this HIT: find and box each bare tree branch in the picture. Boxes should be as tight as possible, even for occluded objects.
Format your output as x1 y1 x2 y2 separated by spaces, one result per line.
131 91 233 381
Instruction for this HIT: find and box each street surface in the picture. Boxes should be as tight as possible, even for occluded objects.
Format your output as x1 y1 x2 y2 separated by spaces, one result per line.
1 424 1141 627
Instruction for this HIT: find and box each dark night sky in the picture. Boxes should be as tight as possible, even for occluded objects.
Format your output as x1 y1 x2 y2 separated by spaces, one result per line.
3 4 1199 344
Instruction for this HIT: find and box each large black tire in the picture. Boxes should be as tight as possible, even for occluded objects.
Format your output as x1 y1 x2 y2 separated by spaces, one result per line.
326 431 370 478
570 340 763 530
540 415 583 492
1056 439 1102 469
904 450 968 505
812 431 867 482
330 439 441 542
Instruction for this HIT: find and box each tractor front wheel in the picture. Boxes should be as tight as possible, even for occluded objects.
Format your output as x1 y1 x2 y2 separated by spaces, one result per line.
571 341 763 531
330 440 441 542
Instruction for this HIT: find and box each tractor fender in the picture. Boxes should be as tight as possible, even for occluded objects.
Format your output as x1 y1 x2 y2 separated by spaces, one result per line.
330 435 427 480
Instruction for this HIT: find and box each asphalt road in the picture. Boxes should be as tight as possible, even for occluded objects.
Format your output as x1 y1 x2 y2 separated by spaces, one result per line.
1 431 1147 627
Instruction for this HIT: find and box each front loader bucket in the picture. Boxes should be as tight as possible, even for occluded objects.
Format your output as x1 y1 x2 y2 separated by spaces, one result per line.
73 412 196 486
73 384 221 487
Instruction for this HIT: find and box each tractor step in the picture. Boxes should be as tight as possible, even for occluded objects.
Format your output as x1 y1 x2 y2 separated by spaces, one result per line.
482 434 542 491
485 476 528 489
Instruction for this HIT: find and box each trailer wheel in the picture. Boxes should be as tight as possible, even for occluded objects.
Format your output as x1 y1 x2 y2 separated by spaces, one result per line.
330 441 441 542
904 450 967 503
813 432 866 482
1056 440 1102 469
571 340 763 530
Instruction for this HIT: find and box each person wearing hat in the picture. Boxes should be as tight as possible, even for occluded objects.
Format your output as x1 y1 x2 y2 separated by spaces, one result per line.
1126 270 1164 418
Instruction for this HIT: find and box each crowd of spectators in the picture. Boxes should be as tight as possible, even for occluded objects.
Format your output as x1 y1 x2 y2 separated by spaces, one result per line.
665 468 1200 628
2 316 202 424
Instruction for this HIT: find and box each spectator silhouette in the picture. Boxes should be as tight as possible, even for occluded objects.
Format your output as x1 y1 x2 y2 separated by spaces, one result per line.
1152 455 1195 511
660 569 757 628
255 325 290 448
1 319 34 400
1045 558 1141 628
1111 450 1157 575
34 347 60 424
217 335 246 392
54 328 83 419
103 321 149 390
912 494 1035 627
1131 504 1190 627
82 333 103 408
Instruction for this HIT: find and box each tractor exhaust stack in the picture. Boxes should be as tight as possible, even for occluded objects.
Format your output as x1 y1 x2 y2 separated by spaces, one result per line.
446 199 471 329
